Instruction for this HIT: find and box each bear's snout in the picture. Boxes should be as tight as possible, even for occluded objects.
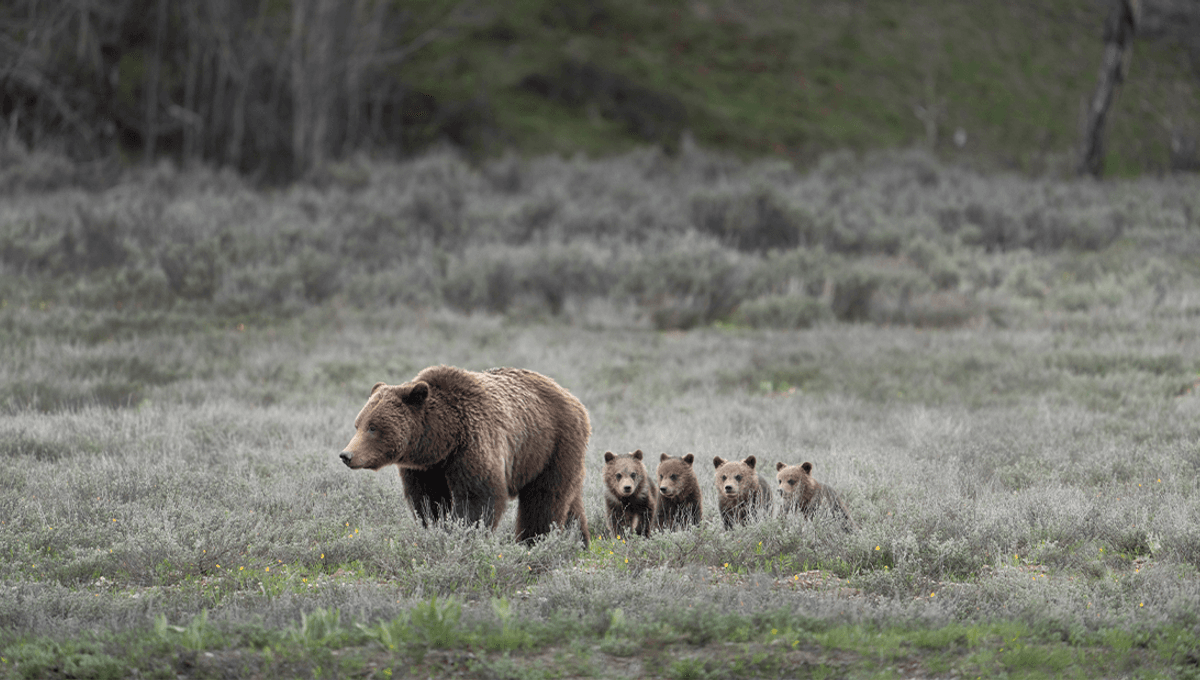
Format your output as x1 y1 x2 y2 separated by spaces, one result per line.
339 451 354 467
659 486 670 496
621 484 633 495
724 485 735 494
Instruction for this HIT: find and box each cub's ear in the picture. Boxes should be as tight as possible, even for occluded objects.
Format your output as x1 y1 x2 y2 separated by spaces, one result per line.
682 453 694 466
401 381 429 406
744 455 757 470
713 456 726 469
604 451 616 463
801 462 813 474
776 461 787 472
660 452 670 462
632 449 644 460
371 382 387 396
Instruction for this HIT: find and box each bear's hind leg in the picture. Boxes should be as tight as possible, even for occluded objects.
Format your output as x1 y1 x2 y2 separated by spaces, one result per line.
514 484 556 544
567 492 590 546
514 469 579 545
449 480 506 531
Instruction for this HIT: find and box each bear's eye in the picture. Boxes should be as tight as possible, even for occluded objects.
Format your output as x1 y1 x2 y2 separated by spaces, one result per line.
615 473 623 480
720 475 726 482
671 474 678 481
735 474 742 481
630 473 637 480
788 479 797 486
367 425 376 433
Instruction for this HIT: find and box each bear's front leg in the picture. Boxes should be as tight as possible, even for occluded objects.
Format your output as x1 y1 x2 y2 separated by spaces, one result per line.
635 509 652 537
447 467 507 530
400 469 452 527
449 487 504 529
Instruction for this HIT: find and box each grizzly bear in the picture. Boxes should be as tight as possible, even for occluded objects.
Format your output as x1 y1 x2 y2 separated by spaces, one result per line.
775 461 858 533
655 453 702 529
712 455 773 528
603 449 657 538
339 365 591 545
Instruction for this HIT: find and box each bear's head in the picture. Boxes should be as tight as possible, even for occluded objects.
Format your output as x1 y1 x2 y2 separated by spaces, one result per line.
604 449 649 498
713 455 758 499
775 461 817 503
340 380 442 470
657 453 695 498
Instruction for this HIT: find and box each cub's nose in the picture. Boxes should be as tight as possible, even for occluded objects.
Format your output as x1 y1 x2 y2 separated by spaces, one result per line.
659 486 668 494
724 485 734 494
622 485 633 494
339 451 353 466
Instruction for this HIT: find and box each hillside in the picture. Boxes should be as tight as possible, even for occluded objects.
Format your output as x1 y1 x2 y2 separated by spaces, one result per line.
413 0 1199 175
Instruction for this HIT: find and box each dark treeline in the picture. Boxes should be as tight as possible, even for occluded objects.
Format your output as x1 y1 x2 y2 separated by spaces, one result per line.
5 0 1200 184
1 0 489 181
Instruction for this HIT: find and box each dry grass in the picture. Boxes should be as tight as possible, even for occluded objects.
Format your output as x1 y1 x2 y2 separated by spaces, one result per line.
2 151 1200 676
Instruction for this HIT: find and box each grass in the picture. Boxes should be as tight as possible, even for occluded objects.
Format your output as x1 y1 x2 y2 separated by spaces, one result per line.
4 601 1199 677
2 309 1200 676
1 148 1200 676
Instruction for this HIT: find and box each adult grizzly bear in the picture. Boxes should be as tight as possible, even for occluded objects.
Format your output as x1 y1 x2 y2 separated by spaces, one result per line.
713 455 773 528
655 453 702 529
339 365 591 546
775 461 858 533
603 449 657 538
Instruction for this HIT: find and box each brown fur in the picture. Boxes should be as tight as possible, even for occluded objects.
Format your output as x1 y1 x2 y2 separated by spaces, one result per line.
655 453 702 529
339 365 591 545
775 461 858 533
603 449 658 538
712 455 773 528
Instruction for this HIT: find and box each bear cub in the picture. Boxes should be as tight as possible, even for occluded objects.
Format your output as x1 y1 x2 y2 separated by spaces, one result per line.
775 461 858 533
713 455 773 528
603 449 658 538
655 453 702 529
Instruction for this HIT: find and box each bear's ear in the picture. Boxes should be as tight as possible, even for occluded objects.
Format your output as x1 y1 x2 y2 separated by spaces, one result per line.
371 381 387 396
682 453 694 466
401 381 429 407
660 452 670 462
744 455 757 470
801 462 813 474
713 456 726 469
776 461 787 472
632 449 643 460
604 451 616 463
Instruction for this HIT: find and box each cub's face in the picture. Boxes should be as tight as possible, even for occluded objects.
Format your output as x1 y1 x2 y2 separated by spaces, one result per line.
604 450 648 498
657 453 695 498
340 380 430 471
775 461 814 500
713 455 758 499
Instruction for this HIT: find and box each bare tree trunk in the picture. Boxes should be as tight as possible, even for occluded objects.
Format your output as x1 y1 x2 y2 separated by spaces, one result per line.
228 73 247 167
143 0 169 163
182 0 200 163
345 0 387 154
209 1 231 163
309 0 337 171
291 0 313 175
290 0 343 175
1078 0 1140 178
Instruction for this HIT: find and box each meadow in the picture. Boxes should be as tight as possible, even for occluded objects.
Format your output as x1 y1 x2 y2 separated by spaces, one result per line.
2 145 1200 677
